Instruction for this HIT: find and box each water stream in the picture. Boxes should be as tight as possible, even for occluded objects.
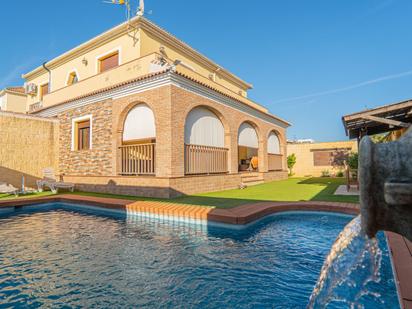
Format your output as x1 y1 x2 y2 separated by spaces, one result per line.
307 215 387 308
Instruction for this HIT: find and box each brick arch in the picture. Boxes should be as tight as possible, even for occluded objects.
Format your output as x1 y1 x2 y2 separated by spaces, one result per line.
116 100 158 139
266 128 286 171
183 103 231 138
237 119 261 142
115 101 158 176
266 128 285 145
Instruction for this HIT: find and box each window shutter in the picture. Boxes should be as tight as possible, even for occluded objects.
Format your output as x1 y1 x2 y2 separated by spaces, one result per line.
99 52 119 72
41 83 49 99
77 120 90 150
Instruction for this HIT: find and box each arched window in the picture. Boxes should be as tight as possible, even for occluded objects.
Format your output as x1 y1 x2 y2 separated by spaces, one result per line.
238 122 258 148
123 104 156 142
185 107 225 147
268 132 281 154
67 71 79 85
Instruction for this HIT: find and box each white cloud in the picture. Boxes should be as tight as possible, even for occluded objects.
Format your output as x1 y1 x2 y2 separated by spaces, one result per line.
273 69 412 104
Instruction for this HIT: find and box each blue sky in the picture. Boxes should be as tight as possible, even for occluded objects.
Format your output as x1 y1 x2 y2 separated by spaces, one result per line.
1 0 411 141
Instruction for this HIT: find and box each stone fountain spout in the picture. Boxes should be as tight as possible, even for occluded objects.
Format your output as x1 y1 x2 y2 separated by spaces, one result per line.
360 127 412 241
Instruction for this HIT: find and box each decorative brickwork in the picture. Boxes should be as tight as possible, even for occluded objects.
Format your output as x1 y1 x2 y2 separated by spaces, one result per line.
56 84 288 197
58 99 113 176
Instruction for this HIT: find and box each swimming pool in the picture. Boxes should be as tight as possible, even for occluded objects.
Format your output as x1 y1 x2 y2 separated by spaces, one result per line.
0 203 399 308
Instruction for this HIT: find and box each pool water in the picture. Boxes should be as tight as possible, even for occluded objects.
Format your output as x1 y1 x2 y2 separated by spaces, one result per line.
0 203 398 308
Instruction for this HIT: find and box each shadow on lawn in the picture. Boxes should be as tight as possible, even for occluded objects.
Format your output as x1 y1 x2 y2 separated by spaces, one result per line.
298 177 359 203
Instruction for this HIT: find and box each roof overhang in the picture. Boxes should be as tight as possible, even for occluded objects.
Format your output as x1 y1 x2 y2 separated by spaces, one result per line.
342 99 412 139
31 69 290 128
21 17 253 91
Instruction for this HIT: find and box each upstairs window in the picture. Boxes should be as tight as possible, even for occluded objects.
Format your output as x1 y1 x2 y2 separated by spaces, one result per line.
67 71 79 85
40 83 49 100
98 51 119 73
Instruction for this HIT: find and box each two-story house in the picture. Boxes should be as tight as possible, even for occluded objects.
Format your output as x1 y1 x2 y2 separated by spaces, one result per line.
22 16 290 198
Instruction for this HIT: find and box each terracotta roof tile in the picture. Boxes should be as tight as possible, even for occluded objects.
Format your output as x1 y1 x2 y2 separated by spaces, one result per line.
6 86 25 94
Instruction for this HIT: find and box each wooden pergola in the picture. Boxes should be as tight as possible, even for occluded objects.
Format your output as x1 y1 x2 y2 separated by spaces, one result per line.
342 99 412 141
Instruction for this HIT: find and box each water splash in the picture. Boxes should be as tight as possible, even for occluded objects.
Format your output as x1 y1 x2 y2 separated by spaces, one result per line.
307 215 383 308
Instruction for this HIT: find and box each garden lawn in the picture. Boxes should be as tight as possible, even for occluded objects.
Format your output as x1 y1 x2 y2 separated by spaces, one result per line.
70 177 358 209
0 177 358 209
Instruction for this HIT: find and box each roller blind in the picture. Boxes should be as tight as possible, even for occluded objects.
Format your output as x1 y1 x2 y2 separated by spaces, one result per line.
185 107 225 147
238 122 258 148
268 132 281 154
123 104 156 142
100 52 119 72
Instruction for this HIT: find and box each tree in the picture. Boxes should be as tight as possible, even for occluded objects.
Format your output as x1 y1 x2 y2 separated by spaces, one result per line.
347 152 358 170
287 154 297 176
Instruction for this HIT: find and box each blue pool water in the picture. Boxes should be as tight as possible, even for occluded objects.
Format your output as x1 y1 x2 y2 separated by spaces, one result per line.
0 203 398 308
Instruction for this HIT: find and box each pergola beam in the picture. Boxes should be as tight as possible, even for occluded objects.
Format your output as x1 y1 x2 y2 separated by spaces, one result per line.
361 115 411 128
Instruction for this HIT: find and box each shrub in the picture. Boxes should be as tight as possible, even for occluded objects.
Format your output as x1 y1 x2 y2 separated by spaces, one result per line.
347 152 358 170
336 170 344 177
287 154 297 176
321 170 331 177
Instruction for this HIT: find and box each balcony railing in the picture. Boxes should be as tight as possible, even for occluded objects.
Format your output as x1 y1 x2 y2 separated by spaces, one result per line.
41 53 163 110
29 102 43 112
185 144 228 175
268 153 283 171
119 143 155 175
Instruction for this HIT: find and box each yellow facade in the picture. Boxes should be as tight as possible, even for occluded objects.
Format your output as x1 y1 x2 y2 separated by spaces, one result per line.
0 89 27 113
22 17 260 113
287 140 358 177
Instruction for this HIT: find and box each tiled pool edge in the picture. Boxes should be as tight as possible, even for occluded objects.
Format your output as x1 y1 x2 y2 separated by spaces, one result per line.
0 194 360 223
386 232 412 309
1 194 409 308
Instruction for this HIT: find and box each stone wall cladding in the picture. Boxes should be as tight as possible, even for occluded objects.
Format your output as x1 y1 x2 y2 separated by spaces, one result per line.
58 99 113 176
0 112 58 188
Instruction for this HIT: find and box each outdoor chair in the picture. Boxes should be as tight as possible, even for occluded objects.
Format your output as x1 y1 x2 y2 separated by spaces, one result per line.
248 156 259 171
36 168 75 193
0 182 18 197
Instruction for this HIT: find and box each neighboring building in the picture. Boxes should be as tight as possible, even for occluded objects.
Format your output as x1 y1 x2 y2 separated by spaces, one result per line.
9 16 290 197
287 140 357 177
0 87 27 113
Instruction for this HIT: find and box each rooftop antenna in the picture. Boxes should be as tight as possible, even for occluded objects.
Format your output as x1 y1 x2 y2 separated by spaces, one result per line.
136 0 145 16
103 0 146 45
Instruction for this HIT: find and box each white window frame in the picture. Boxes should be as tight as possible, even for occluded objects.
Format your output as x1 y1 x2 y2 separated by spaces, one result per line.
95 46 122 74
66 69 80 86
71 114 93 151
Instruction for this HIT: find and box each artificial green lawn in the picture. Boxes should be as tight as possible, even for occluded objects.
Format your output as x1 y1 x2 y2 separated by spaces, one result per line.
0 177 358 209
0 191 55 200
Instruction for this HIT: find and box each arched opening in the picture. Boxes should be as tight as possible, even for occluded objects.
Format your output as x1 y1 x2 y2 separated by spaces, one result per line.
120 103 156 175
238 122 259 171
268 131 283 171
184 106 228 174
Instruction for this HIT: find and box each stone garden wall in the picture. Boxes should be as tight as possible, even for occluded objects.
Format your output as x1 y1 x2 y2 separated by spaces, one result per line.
0 111 59 189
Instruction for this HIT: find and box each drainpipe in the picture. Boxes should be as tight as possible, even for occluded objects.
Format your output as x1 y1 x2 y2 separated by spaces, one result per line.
42 62 51 93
